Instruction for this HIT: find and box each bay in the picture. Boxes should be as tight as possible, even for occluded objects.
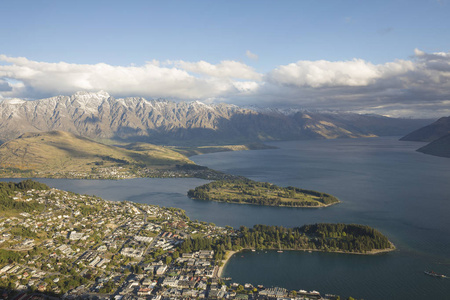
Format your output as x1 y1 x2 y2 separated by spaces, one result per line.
3 137 450 299
192 137 450 300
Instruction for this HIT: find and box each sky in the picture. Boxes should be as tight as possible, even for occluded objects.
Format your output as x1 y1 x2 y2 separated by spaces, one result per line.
1 0 450 118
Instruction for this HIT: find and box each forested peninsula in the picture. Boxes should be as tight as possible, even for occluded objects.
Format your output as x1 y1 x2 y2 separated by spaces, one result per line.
180 223 395 258
187 179 340 207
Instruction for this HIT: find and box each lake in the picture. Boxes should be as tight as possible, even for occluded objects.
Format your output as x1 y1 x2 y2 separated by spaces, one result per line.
4 137 450 299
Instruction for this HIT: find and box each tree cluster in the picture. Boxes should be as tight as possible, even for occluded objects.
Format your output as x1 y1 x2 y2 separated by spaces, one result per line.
0 180 48 213
178 223 391 257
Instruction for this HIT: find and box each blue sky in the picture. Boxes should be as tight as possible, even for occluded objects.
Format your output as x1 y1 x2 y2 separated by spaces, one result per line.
1 0 450 117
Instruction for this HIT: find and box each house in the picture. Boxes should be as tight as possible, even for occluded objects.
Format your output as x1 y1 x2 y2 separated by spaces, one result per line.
69 231 84 241
155 265 168 275
137 287 152 296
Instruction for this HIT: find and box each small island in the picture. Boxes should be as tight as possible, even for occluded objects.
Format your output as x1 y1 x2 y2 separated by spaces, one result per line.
187 178 340 207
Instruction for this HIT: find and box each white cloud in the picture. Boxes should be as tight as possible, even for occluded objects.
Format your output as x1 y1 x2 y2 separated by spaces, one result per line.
245 50 259 61
252 49 450 117
168 60 262 80
1 49 450 118
266 58 414 88
232 81 260 94
0 55 260 100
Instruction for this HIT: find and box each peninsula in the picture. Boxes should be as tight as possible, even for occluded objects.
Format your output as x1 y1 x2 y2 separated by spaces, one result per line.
188 178 340 207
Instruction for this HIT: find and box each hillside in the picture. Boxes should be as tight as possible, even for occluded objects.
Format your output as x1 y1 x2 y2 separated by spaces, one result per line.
0 91 433 145
417 133 450 158
400 116 450 142
0 131 198 179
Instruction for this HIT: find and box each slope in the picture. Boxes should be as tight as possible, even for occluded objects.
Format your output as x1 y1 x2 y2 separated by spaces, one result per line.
417 133 450 158
400 116 450 142
0 131 193 178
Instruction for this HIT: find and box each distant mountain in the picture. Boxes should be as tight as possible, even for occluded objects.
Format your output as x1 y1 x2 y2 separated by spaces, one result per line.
400 116 450 142
416 133 450 158
0 91 433 145
0 131 193 178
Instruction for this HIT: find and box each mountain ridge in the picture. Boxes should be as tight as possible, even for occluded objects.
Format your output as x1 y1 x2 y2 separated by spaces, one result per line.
417 133 450 158
0 91 434 145
400 116 450 142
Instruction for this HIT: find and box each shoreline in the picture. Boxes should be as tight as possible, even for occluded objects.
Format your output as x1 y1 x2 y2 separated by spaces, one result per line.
189 197 340 209
217 250 237 278
218 244 396 278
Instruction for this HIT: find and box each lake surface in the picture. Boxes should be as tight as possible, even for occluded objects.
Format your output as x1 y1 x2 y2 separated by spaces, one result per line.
4 137 450 299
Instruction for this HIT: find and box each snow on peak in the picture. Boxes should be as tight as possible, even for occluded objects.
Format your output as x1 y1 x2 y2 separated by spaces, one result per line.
73 90 110 99
70 91 111 113
190 100 213 110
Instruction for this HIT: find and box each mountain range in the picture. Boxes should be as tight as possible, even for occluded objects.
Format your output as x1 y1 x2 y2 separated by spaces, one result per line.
0 91 433 145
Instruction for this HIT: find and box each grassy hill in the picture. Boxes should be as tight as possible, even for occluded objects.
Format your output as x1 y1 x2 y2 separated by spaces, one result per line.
0 131 194 179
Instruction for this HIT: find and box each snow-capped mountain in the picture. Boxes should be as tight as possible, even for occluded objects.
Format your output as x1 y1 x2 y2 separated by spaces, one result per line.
0 91 433 145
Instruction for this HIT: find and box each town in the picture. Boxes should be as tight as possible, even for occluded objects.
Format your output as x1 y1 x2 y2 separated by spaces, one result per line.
0 182 346 300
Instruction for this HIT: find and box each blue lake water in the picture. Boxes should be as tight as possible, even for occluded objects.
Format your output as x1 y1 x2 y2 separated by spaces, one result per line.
4 137 450 299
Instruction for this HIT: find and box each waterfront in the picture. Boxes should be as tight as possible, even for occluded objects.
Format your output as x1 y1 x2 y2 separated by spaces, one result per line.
3 136 450 299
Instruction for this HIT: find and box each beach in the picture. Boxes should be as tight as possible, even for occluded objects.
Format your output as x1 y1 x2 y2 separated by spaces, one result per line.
217 250 237 278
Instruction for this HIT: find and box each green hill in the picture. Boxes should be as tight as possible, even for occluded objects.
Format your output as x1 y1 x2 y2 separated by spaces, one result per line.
0 131 193 179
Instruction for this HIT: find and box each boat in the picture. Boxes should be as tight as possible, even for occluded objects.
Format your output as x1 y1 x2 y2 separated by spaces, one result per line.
277 250 283 253
424 270 445 278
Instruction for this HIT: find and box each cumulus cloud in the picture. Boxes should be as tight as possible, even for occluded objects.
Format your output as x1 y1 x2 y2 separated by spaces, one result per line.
1 49 450 118
266 58 414 88
168 60 262 80
251 50 450 118
0 55 260 100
